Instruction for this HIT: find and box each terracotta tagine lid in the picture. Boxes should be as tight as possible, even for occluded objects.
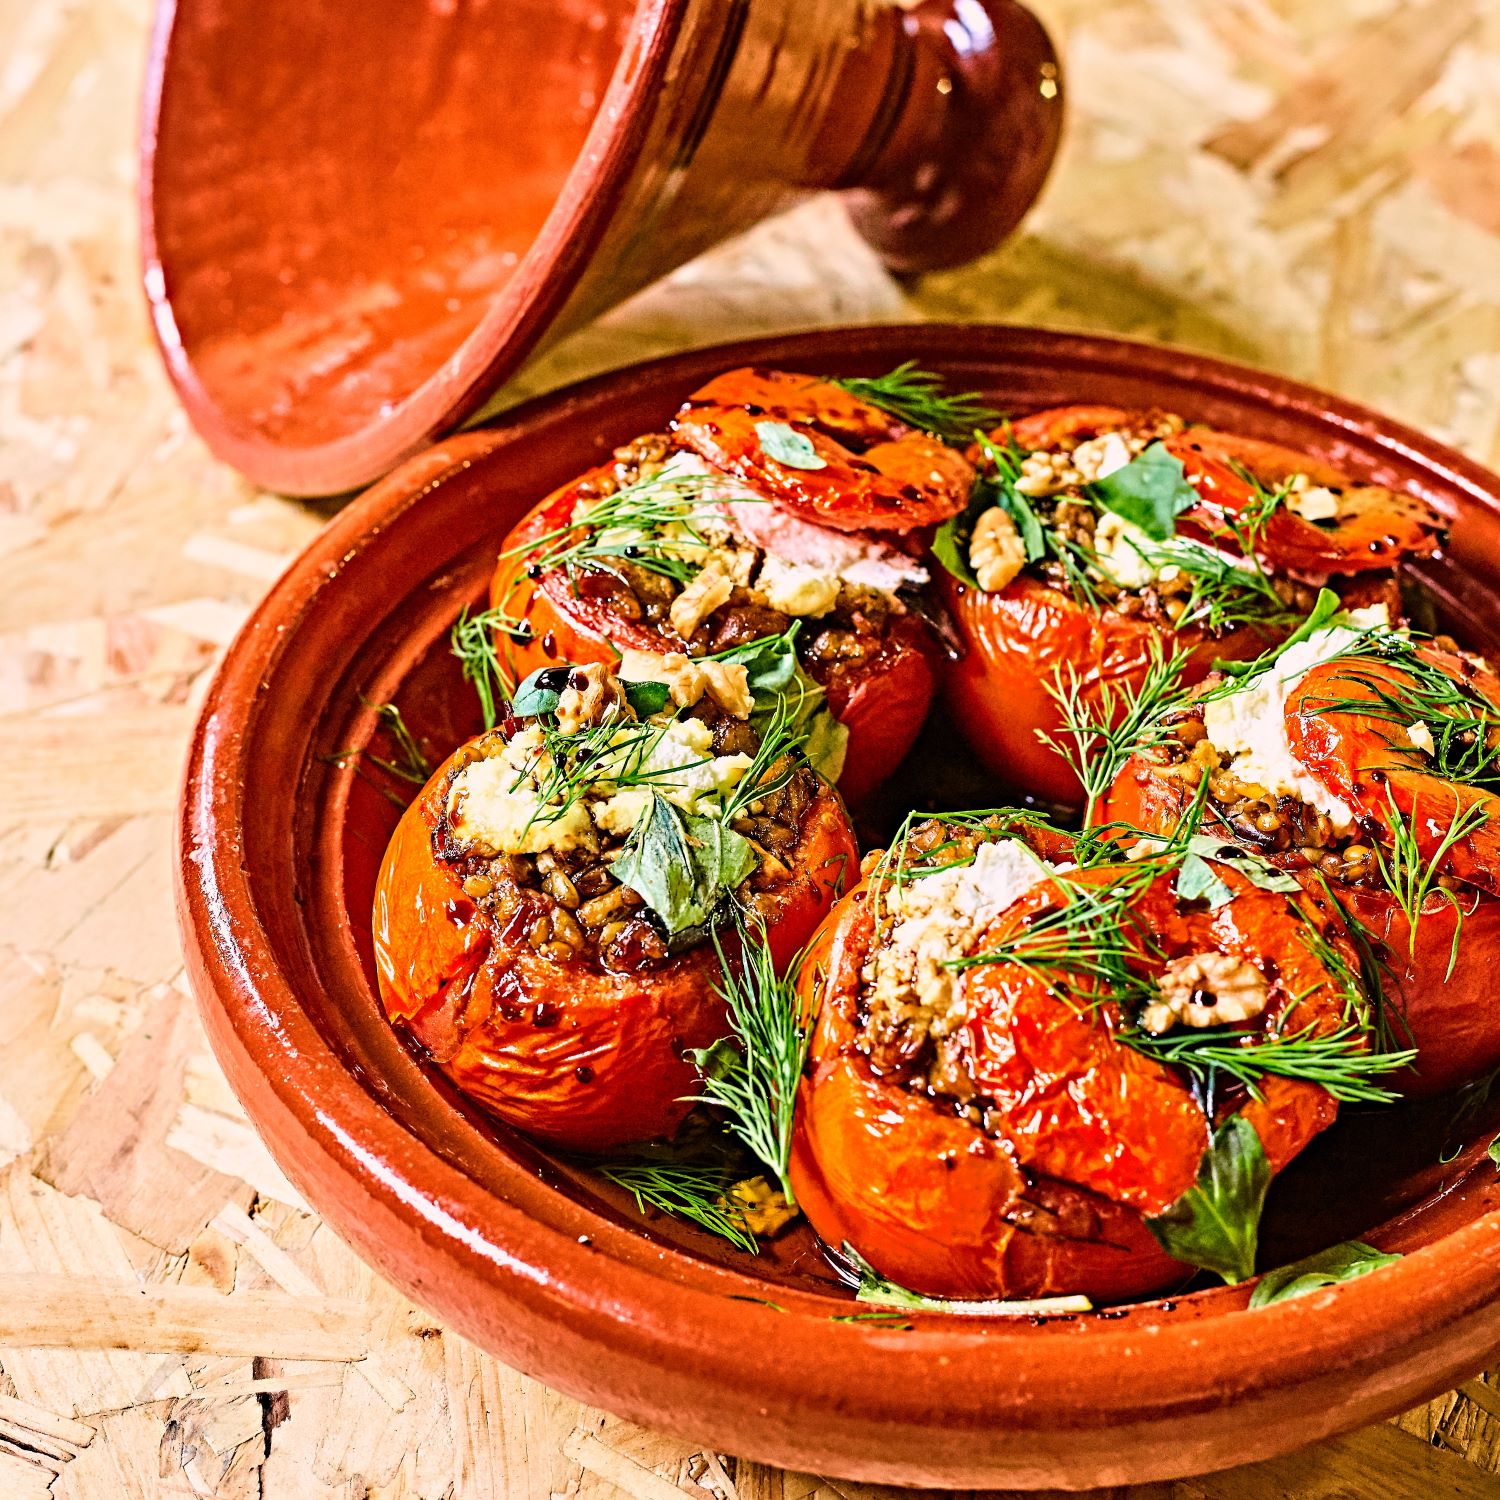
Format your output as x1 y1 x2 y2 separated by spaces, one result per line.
139 0 1062 496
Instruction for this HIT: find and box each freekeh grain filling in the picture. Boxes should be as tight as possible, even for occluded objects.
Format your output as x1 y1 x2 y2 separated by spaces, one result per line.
521 432 916 673
432 667 820 974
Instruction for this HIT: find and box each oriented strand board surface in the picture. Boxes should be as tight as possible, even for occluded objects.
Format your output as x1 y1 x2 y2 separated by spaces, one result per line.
3 0 1500 1494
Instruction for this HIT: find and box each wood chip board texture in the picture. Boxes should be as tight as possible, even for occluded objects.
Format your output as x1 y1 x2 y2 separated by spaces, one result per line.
4 0 1500 1493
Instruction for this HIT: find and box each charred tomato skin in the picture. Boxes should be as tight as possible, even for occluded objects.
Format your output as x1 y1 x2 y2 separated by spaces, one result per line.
373 744 859 1151
491 474 940 805
788 865 1339 1301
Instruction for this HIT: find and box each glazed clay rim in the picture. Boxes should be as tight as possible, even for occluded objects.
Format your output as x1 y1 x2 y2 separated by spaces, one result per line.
139 0 683 491
180 324 1500 1464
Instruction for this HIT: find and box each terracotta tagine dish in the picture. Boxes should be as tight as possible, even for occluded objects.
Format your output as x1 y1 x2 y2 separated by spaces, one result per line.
139 0 1061 497
177 325 1500 1490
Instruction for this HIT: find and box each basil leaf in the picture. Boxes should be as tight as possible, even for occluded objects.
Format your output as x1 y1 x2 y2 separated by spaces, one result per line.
621 679 672 718
1185 835 1301 895
610 793 758 934
755 421 827 471
995 478 1047 563
1249 1240 1401 1308
932 508 980 587
1146 1114 1271 1284
1089 442 1199 542
799 705 849 784
1489 1134 1500 1168
1175 850 1235 909
718 631 800 700
510 665 569 718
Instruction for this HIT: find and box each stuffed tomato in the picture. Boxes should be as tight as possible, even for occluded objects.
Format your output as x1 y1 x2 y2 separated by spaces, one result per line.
787 811 1360 1302
490 367 976 805
1100 607 1500 1095
936 404 1445 807
373 653 857 1150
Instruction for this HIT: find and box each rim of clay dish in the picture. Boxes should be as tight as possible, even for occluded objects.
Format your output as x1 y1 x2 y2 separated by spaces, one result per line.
178 325 1500 1487
138 0 684 495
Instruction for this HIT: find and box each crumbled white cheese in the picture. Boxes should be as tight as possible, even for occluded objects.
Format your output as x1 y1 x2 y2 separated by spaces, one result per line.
1407 720 1436 756
1202 606 1392 831
592 718 751 833
865 838 1057 1024
448 715 753 854
756 556 840 617
1288 484 1340 523
1093 510 1160 590
617 648 752 717
1071 430 1136 483
446 728 597 856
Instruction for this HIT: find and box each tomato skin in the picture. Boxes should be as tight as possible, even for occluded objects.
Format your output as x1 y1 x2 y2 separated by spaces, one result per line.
1167 431 1444 578
373 745 859 1151
935 570 1269 808
491 479 940 804
789 864 1339 1300
1101 754 1500 1097
787 891 1184 1301
673 368 975 533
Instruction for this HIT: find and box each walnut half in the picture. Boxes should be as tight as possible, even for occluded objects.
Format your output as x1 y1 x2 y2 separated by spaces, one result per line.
1140 951 1269 1034
969 506 1026 592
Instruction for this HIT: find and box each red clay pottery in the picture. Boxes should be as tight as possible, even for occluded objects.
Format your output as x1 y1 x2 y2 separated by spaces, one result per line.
177 326 1500 1490
140 0 1061 497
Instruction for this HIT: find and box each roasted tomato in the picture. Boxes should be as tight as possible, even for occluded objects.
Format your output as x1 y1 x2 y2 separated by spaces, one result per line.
937 406 1443 808
937 570 1273 807
373 659 858 1150
673 367 974 533
489 367 975 804
788 815 1345 1301
1099 622 1500 1095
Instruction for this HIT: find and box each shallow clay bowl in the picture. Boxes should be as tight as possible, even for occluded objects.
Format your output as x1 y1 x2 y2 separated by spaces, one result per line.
178 325 1500 1490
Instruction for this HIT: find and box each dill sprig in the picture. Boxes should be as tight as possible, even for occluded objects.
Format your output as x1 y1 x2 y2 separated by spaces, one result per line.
834 362 1001 444
946 854 1168 1018
1374 790 1488 977
1039 638 1191 821
584 1142 758 1254
496 469 729 593
451 604 531 729
691 917 811 1204
1305 633 1500 787
1297 877 1409 1055
352 699 432 784
1121 1023 1414 1106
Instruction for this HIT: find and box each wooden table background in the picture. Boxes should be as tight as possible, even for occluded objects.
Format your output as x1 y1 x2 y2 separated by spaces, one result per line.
4 0 1500 1494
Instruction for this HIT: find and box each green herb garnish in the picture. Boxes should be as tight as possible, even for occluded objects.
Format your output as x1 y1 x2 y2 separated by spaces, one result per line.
834 362 1001 443
1087 441 1200 541
690 917 811 1203
585 1142 758 1254
1039 637 1190 822
1122 1023 1413 1106
1249 1241 1401 1307
755 421 826 471
1373 790 1488 978
1145 1114 1270 1284
451 605 526 729
611 793 758 936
